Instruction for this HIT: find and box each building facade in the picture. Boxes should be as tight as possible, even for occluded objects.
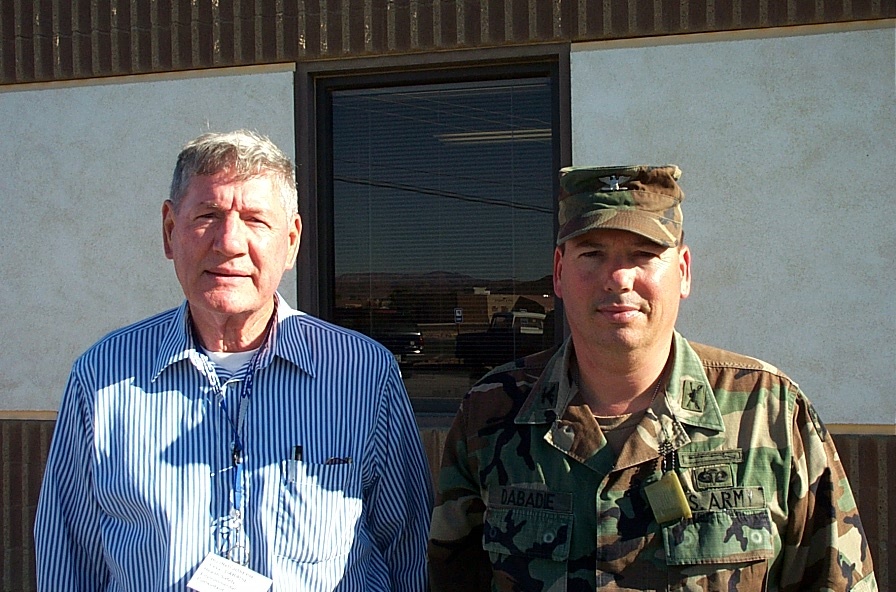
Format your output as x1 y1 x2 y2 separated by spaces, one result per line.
1 1 894 590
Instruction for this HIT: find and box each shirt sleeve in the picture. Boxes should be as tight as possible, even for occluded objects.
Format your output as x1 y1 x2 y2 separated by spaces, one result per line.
778 390 878 591
427 395 493 592
34 362 109 591
364 363 433 592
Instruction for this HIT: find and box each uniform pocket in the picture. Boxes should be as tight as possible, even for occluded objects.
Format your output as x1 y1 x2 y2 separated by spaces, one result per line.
662 507 774 591
483 506 572 589
275 460 362 563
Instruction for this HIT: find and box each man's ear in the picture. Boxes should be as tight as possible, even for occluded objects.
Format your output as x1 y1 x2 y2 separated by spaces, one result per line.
162 201 176 260
284 214 302 270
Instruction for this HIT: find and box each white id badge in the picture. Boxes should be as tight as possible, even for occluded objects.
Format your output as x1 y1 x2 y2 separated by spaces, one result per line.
187 553 273 592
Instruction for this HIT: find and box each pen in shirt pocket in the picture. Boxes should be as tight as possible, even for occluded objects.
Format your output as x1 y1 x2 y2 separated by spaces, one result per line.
287 445 302 483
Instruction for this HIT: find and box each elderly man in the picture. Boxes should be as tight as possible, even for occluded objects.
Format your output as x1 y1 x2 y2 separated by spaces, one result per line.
35 130 432 591
428 165 877 591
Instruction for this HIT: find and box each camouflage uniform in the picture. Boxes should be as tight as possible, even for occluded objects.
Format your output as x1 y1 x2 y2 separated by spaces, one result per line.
428 333 877 591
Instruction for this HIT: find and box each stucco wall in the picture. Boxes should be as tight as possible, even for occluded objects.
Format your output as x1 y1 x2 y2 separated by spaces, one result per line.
0 67 296 411
570 24 895 425
3 24 893 427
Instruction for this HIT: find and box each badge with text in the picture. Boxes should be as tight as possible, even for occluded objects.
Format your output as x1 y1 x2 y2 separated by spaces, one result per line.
187 553 272 592
644 472 693 524
489 486 573 513
686 486 765 512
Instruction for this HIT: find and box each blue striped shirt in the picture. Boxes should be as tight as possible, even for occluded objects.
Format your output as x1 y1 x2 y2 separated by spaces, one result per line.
34 295 432 591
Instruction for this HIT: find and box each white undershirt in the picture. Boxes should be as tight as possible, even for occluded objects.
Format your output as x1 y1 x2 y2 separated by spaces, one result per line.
204 348 259 373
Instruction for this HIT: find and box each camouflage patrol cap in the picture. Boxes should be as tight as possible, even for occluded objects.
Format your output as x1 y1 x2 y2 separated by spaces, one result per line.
557 165 684 247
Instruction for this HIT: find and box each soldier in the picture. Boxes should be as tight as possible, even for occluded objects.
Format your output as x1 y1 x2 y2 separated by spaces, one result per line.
428 165 877 591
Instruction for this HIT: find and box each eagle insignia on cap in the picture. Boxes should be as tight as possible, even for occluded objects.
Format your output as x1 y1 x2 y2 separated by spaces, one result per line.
598 174 630 191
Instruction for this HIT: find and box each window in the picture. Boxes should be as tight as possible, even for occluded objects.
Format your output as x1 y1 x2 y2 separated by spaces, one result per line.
305 57 565 411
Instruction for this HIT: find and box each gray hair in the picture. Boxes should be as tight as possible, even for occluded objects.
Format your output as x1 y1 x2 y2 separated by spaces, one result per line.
169 130 298 217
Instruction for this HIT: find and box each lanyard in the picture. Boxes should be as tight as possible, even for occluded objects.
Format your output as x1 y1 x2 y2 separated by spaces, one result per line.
198 335 269 566
187 302 277 565
217 352 262 517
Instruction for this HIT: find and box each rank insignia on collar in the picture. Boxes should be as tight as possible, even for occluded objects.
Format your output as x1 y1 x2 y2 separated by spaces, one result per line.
681 381 706 412
598 174 630 191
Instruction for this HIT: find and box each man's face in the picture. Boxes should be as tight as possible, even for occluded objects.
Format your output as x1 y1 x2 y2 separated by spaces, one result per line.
162 171 301 328
553 228 690 355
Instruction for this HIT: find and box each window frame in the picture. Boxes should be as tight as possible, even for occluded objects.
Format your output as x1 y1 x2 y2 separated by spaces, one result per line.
294 46 571 414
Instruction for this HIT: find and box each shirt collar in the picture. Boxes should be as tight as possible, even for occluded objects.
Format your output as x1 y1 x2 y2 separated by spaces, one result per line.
151 293 316 382
515 331 725 434
515 338 577 426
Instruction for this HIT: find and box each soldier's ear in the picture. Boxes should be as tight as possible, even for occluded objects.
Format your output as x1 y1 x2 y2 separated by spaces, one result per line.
678 244 691 300
553 247 565 299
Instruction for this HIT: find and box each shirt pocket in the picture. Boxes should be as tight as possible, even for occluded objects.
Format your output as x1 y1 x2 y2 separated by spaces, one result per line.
662 507 775 591
275 459 363 563
483 506 572 589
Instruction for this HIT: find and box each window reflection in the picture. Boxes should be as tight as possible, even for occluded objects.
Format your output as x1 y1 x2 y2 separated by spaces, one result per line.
331 77 556 402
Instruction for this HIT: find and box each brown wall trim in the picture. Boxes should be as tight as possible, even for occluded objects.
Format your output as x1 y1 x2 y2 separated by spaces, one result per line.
828 423 896 436
2 420 893 591
0 411 57 420
1 409 893 435
0 62 295 94
1 1 892 86
571 18 894 50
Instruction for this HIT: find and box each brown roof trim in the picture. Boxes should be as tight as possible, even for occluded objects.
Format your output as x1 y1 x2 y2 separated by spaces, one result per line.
1 0 892 85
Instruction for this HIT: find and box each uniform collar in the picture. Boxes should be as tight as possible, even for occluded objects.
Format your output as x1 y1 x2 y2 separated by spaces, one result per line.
151 293 316 382
663 331 726 433
515 331 724 431
514 331 726 474
514 338 577 426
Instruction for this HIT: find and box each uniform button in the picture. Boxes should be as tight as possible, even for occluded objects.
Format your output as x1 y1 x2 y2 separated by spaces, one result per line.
543 532 555 543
